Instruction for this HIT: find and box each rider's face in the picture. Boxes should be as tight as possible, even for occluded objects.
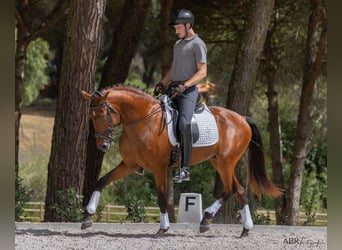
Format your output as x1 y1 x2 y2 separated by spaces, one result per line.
174 24 187 39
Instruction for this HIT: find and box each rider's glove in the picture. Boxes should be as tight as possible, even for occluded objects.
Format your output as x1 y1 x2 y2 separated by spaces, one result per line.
153 82 166 96
172 84 187 96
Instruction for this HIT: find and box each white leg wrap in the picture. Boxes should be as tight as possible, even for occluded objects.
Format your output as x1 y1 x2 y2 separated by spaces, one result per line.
241 204 253 229
86 191 101 214
204 200 222 216
160 212 169 230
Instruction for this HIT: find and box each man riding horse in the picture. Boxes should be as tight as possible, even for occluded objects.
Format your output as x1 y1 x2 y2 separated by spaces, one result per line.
153 9 207 183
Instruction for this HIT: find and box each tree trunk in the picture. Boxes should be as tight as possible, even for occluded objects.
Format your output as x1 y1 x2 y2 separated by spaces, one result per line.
266 75 288 225
45 0 106 222
286 0 327 225
214 0 275 222
160 0 174 77
82 0 151 206
159 0 175 222
263 31 287 225
82 124 104 208
100 0 151 87
15 25 29 179
225 0 275 112
15 0 69 177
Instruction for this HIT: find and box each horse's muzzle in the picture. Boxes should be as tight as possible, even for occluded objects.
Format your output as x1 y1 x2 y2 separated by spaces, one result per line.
98 141 112 152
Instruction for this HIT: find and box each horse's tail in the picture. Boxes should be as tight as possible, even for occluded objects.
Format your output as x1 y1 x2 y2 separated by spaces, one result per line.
245 117 283 200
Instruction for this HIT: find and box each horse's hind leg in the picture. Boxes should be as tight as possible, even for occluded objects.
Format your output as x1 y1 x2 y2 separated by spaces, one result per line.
200 157 235 233
200 158 253 236
81 161 136 230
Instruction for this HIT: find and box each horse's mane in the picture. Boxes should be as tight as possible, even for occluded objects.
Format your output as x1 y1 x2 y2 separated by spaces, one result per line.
98 83 157 103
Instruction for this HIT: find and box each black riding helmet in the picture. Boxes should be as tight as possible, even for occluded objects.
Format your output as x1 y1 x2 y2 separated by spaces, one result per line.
169 9 195 27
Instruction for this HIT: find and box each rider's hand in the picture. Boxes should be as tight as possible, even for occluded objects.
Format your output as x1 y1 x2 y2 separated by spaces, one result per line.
153 82 166 96
172 84 186 96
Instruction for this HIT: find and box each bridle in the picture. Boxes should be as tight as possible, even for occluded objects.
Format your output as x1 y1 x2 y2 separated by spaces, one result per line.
89 91 163 144
90 101 120 142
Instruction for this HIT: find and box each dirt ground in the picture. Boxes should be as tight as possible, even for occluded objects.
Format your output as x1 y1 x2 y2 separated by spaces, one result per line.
15 222 327 250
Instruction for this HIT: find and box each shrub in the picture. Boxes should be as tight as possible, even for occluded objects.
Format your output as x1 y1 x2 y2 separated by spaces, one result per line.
236 207 271 225
50 188 84 222
124 193 147 223
15 176 30 221
94 202 105 222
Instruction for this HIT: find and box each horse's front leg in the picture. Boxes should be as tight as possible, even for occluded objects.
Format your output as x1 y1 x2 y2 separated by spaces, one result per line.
154 170 169 238
81 161 136 230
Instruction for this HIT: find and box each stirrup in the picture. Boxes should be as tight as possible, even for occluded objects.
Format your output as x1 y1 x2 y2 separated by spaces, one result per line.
173 168 190 183
135 167 144 176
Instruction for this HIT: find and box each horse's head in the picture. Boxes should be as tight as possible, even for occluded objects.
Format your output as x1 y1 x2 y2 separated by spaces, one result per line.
81 90 120 152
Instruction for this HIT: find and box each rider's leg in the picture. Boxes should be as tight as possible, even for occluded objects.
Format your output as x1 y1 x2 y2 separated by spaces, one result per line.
173 88 197 182
173 124 192 182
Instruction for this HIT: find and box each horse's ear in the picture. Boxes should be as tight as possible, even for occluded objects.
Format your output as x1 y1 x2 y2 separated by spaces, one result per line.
81 90 92 101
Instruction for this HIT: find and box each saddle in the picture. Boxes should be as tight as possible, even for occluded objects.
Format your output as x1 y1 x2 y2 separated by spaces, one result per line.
170 94 204 143
159 93 219 148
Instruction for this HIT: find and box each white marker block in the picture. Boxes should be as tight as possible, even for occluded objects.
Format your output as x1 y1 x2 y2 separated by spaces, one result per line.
177 193 202 223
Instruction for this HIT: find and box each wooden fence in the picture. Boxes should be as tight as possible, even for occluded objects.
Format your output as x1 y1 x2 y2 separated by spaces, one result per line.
21 202 164 223
20 202 327 225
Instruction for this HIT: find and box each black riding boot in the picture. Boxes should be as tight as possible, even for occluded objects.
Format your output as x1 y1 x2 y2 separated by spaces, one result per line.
173 125 192 183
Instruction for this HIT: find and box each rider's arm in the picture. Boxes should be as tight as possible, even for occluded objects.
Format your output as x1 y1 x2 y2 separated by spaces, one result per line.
161 70 171 87
184 62 207 88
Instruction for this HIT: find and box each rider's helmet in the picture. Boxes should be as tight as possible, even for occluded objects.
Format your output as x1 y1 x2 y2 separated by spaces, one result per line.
169 9 195 28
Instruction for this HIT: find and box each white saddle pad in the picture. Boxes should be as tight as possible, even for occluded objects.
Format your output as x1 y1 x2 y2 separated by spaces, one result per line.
160 95 219 148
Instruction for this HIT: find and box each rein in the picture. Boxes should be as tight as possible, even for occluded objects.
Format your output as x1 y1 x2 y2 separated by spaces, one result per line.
90 101 163 141
117 105 162 134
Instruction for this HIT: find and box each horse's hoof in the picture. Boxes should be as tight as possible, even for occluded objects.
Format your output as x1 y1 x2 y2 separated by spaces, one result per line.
199 212 213 233
199 224 210 233
154 227 169 238
239 228 249 237
81 219 93 230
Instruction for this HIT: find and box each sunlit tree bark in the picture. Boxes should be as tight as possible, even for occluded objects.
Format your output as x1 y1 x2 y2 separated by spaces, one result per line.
45 0 106 221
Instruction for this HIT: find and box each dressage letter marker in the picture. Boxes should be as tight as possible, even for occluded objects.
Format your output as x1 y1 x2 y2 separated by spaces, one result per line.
177 193 202 223
185 196 196 211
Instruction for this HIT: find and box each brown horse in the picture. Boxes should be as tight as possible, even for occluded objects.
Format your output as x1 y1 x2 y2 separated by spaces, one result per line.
80 84 282 237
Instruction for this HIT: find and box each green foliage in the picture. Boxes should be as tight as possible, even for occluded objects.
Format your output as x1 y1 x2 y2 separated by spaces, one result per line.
50 188 84 222
23 38 50 106
301 163 327 225
113 175 157 206
15 176 31 221
126 71 153 93
94 202 105 222
124 193 147 223
236 208 271 225
19 156 48 201
252 212 272 225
